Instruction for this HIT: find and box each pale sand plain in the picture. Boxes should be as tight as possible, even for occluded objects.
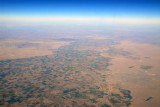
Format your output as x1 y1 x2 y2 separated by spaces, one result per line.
101 40 160 107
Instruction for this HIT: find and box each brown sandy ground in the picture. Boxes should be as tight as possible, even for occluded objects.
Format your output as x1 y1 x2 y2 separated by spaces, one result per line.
101 40 160 107
0 39 70 60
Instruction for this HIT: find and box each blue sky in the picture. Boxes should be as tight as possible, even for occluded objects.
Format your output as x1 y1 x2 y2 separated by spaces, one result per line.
1 0 160 18
0 0 160 25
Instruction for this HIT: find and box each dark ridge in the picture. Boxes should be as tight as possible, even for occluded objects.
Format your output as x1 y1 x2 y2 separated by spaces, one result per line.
145 97 152 101
55 38 78 41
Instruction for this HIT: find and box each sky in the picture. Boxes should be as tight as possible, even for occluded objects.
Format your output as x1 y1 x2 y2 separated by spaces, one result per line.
0 0 160 25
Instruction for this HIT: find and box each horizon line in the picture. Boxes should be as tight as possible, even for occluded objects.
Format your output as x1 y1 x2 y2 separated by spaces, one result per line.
1 16 160 25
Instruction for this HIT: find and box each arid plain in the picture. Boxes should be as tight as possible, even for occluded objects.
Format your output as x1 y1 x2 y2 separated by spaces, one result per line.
0 26 160 107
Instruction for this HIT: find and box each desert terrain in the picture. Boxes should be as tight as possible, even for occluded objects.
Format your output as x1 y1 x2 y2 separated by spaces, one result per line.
103 40 160 107
0 27 160 107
